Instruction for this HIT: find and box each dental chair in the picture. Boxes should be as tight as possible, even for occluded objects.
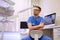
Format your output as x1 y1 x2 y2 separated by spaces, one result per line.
20 22 43 40
30 30 43 40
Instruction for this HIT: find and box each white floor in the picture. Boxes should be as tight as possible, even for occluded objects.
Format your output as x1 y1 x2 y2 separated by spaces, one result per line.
0 32 21 40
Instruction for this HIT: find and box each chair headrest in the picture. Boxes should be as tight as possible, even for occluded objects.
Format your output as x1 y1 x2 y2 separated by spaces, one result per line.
30 30 43 38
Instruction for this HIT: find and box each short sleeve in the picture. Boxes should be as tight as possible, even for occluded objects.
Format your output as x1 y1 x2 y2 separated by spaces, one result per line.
27 17 32 23
40 18 45 23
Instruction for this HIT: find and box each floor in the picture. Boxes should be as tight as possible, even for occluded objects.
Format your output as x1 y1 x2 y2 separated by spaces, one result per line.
0 32 21 40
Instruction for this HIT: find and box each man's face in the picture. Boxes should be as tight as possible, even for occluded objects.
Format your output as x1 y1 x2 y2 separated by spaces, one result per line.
33 7 41 16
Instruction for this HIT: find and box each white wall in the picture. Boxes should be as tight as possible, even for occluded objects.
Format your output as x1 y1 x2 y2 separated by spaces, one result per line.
40 0 60 26
12 0 31 31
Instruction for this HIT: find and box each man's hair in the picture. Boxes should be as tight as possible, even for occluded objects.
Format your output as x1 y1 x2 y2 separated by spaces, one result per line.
33 5 41 11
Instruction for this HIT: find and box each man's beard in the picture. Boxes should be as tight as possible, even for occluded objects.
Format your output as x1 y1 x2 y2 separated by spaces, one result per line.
34 14 38 16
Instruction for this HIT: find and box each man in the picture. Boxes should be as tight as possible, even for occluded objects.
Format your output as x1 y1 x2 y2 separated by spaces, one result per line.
21 6 52 40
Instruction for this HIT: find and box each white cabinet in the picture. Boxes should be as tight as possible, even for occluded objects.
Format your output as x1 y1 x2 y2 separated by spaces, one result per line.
43 26 60 40
53 27 60 40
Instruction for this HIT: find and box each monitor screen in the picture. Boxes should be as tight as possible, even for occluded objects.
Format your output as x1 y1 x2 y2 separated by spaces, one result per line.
20 22 28 29
44 13 56 25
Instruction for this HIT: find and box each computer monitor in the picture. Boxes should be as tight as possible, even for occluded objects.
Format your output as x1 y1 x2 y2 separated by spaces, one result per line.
44 13 56 25
20 22 28 29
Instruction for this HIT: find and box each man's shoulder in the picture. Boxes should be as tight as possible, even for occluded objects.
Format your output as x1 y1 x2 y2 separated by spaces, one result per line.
39 16 44 19
29 16 44 19
29 16 34 19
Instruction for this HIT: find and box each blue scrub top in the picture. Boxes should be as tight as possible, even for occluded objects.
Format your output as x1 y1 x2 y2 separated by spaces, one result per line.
27 16 45 26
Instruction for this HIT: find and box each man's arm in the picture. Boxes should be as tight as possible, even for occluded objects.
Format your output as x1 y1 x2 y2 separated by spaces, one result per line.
38 23 44 30
28 23 44 30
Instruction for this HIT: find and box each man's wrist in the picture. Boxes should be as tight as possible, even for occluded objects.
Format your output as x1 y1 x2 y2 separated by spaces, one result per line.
38 25 41 27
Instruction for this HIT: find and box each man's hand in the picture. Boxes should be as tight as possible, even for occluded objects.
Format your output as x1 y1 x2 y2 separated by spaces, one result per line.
38 27 43 30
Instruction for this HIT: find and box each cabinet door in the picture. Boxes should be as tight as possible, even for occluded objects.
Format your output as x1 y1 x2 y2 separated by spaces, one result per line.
54 28 60 40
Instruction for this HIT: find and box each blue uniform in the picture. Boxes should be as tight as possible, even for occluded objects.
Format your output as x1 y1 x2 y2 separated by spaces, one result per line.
28 16 44 26
21 16 52 40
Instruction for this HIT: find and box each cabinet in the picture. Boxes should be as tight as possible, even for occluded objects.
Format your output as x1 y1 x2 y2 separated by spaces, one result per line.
53 27 60 40
43 26 60 40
